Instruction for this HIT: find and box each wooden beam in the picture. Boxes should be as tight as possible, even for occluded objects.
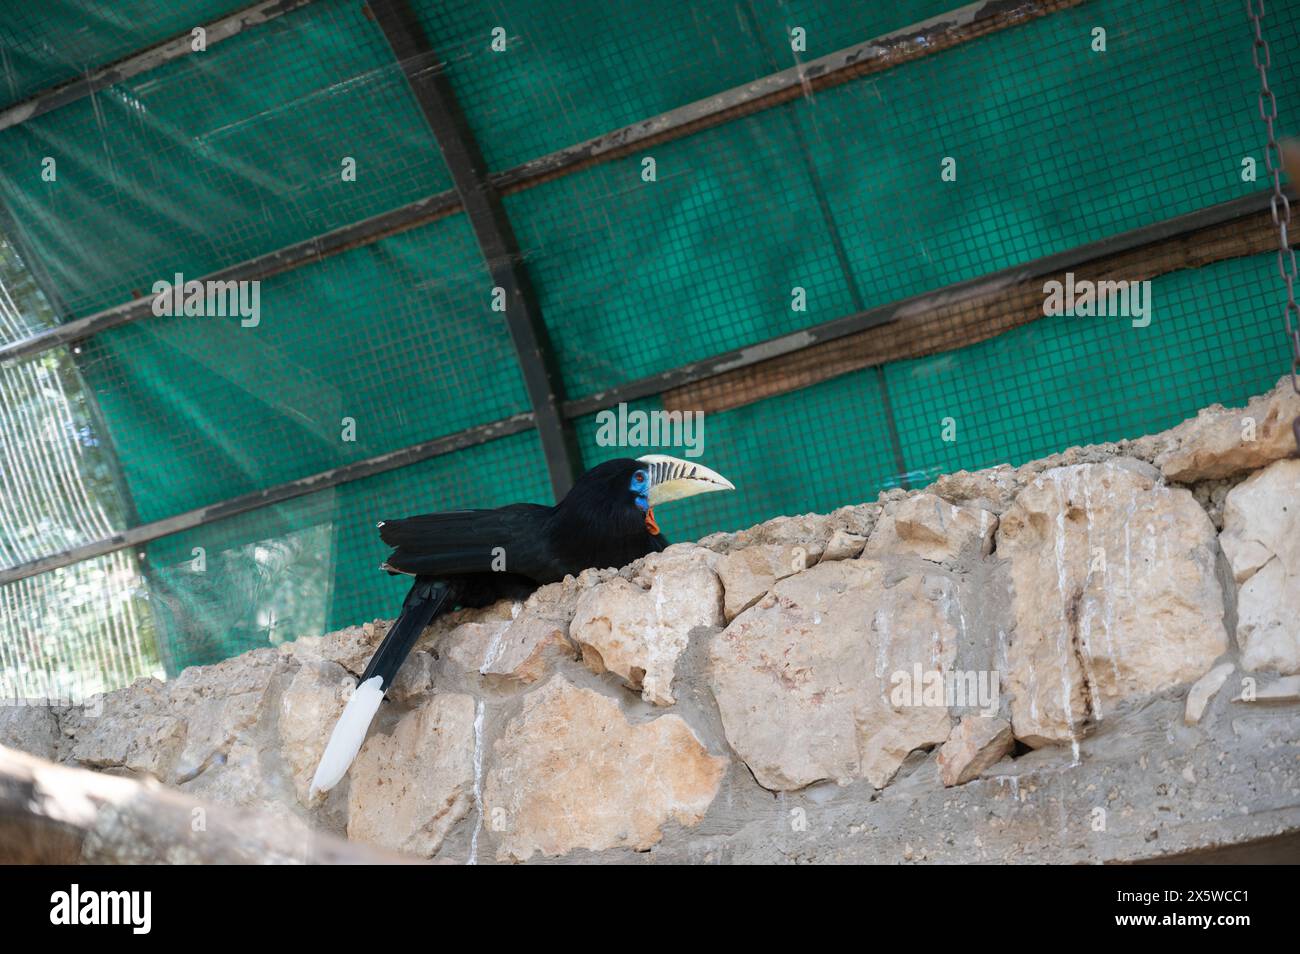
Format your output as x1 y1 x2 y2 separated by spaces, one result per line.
663 205 1297 416
0 744 417 864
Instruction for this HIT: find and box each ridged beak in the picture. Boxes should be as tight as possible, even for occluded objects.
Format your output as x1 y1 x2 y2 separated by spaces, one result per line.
638 454 735 507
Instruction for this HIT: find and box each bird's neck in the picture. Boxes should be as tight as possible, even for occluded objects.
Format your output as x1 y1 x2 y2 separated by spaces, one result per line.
547 493 656 572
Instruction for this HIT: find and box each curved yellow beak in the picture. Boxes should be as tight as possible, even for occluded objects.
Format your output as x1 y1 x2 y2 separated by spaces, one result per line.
637 454 735 507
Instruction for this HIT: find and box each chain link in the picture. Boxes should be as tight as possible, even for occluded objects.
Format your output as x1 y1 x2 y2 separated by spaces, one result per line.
1246 0 1300 452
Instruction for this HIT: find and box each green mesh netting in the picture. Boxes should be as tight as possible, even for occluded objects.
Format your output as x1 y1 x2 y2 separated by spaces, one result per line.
0 0 1295 687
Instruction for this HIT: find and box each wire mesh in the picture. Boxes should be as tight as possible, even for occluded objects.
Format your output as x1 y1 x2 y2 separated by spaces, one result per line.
0 0 1296 696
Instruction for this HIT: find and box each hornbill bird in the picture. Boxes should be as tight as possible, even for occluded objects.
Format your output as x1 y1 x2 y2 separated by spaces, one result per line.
310 453 734 793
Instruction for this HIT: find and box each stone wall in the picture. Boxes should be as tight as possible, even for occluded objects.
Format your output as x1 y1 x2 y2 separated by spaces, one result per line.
3 379 1299 864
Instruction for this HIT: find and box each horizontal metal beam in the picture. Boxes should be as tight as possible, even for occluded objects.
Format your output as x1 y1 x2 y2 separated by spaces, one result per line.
0 0 317 133
0 0 1074 365
0 412 533 585
0 190 1280 585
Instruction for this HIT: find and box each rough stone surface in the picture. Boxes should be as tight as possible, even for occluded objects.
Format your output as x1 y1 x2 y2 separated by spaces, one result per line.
278 658 351 805
165 650 285 783
998 461 1228 747
715 542 813 621
709 559 957 790
927 465 1021 512
822 528 867 561
309 620 386 675
937 716 1014 786
64 679 185 779
482 676 725 861
480 613 571 687
1220 459 1300 674
1155 376 1300 481
0 704 60 761
442 620 512 675
570 547 723 704
864 492 997 563
4 382 1299 864
346 693 476 857
1185 663 1235 726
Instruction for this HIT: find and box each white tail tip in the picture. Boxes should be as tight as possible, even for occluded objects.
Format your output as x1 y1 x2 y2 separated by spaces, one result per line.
310 675 385 795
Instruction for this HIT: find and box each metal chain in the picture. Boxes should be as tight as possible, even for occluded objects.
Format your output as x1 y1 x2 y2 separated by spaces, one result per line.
1246 0 1300 452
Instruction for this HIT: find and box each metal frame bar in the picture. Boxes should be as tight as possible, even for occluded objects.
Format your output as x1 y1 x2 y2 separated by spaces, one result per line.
367 0 580 500
0 0 317 133
0 191 1282 586
0 413 533 585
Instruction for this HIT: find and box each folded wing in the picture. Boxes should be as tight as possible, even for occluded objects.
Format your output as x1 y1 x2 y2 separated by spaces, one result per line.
377 503 553 579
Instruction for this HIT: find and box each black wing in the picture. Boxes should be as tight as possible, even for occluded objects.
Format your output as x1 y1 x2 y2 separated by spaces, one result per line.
377 503 555 580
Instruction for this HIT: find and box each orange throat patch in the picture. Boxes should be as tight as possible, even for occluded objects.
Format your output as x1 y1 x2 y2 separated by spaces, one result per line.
644 507 660 535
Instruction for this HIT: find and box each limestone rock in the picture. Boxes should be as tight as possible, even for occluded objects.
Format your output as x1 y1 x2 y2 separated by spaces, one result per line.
347 693 477 857
278 658 351 804
827 503 880 538
1155 377 1300 481
482 676 725 861
709 559 957 790
1184 662 1235 726
165 649 284 782
65 678 186 778
822 528 867 562
937 716 1014 786
700 512 835 559
865 493 997 564
927 464 1021 512
480 613 571 686
570 547 723 704
0 704 60 760
1220 459 1300 674
442 620 512 675
998 462 1228 747
312 620 385 674
388 651 436 702
715 543 814 621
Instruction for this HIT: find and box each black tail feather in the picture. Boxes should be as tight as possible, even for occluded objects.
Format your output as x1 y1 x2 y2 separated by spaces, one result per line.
360 578 452 689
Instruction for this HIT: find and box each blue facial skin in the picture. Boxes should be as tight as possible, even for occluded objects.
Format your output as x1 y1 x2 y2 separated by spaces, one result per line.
630 469 649 511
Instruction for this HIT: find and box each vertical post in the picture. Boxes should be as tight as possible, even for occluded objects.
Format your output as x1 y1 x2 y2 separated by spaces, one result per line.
367 0 581 499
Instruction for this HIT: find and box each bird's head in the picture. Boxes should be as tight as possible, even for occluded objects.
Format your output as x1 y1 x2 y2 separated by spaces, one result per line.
562 454 734 538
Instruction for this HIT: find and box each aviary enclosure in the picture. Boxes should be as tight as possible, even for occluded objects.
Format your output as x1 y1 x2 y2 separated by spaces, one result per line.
0 0 1298 875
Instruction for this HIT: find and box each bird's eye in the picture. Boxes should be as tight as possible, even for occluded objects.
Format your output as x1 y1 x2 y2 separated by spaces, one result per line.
631 470 647 490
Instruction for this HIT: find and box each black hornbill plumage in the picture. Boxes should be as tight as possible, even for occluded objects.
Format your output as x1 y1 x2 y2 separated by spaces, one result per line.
310 454 733 793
